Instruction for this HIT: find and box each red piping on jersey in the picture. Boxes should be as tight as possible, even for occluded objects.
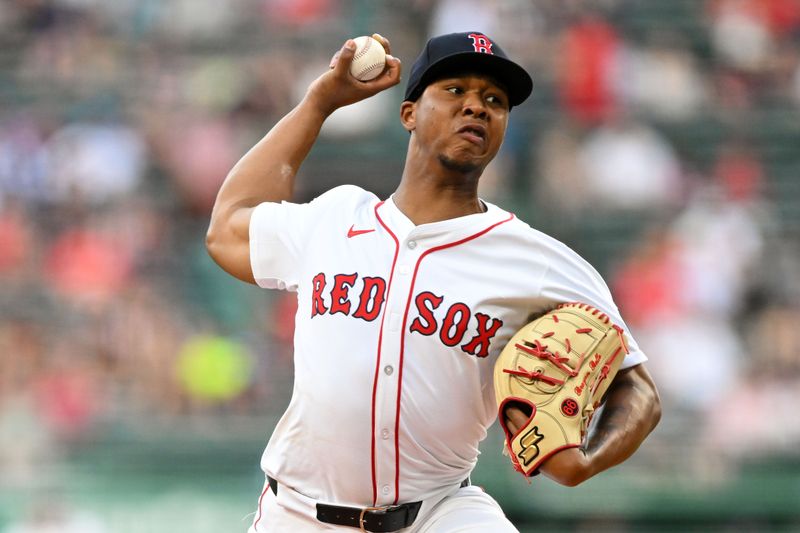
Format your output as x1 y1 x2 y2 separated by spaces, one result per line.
370 200 399 506
388 210 515 505
253 482 270 530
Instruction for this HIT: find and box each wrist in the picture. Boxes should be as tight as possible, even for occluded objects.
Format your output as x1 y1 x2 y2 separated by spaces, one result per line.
303 85 338 120
539 447 592 487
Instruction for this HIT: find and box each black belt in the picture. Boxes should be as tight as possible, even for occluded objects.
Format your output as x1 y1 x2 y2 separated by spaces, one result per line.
267 476 469 532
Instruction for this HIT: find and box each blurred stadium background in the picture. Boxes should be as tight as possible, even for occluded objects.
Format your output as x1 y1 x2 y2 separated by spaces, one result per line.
2 0 800 531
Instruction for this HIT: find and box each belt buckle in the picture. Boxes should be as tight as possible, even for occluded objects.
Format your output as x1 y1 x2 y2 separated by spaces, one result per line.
358 505 393 532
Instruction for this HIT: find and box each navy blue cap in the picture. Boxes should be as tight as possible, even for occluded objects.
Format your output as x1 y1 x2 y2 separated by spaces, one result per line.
404 32 533 109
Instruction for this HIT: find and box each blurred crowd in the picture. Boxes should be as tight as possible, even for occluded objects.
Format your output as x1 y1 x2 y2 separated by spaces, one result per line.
2 0 800 522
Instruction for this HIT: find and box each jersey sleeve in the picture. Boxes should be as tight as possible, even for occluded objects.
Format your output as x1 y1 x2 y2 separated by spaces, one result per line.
538 254 648 369
249 185 371 291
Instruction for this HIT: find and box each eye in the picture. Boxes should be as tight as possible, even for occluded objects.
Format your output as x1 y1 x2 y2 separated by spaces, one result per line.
486 94 507 107
446 86 463 95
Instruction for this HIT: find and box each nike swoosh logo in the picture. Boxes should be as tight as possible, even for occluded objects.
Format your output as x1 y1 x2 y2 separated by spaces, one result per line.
347 225 375 238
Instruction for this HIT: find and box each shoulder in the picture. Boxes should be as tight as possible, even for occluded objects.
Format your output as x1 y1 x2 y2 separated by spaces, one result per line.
254 185 377 218
250 185 379 237
309 184 378 208
301 186 379 229
488 207 608 287
489 206 589 263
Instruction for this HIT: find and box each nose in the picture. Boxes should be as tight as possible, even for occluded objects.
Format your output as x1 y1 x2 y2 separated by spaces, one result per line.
462 93 487 119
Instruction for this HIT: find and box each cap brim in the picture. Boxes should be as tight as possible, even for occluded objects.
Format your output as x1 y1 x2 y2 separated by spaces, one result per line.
407 52 533 108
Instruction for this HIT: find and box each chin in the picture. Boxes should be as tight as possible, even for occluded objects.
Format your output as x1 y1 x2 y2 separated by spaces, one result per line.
438 153 483 174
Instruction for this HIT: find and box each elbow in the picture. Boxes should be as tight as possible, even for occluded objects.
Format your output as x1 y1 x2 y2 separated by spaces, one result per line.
203 210 255 285
630 364 662 434
205 224 217 257
649 386 663 433
642 367 662 433
205 220 224 265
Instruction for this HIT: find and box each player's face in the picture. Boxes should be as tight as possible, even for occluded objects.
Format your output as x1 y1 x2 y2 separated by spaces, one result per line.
406 74 510 174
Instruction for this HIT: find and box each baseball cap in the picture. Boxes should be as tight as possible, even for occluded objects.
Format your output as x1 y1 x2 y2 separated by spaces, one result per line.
404 32 533 109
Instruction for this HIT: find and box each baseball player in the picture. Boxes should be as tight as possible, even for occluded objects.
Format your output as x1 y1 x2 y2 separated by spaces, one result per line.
207 32 661 532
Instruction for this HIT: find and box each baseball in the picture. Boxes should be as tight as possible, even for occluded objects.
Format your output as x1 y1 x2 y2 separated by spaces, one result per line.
349 35 386 81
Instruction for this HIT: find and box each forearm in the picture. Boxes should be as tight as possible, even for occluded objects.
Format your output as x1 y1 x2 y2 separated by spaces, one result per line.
213 96 329 215
205 37 400 283
538 364 661 486
210 35 397 218
583 364 662 478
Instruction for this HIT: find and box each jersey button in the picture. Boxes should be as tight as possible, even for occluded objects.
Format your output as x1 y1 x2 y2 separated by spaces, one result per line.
407 240 417 249
381 428 390 440
382 485 390 495
384 365 394 375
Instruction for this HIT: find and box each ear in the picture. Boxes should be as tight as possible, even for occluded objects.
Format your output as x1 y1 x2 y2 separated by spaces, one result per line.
400 100 416 132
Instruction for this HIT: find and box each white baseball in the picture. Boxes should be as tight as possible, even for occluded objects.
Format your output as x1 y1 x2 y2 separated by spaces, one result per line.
349 36 386 81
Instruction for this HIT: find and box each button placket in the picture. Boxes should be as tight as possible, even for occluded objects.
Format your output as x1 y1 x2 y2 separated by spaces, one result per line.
373 232 423 504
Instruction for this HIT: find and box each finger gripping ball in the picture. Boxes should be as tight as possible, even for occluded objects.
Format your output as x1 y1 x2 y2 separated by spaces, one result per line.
349 36 386 81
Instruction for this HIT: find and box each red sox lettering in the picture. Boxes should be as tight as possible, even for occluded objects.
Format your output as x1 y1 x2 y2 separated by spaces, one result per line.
311 272 386 321
409 291 503 357
310 272 504 357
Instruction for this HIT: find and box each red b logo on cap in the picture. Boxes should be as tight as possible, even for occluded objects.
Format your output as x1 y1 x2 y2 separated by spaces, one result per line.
468 33 493 54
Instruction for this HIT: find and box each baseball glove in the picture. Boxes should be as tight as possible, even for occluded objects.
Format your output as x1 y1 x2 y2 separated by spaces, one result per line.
494 302 628 476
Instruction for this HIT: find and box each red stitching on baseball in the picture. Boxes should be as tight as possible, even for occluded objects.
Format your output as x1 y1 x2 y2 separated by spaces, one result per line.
354 38 372 60
356 62 384 78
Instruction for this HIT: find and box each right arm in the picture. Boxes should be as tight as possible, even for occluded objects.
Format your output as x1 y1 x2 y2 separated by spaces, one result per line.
205 36 401 284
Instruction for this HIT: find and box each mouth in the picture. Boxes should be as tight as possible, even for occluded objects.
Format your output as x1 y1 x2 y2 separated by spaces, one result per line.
457 123 487 146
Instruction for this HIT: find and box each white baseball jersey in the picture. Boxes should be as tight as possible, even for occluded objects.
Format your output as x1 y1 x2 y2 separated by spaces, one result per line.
249 184 647 510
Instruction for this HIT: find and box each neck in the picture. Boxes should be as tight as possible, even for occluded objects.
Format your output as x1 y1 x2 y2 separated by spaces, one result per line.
392 175 485 226
393 133 491 225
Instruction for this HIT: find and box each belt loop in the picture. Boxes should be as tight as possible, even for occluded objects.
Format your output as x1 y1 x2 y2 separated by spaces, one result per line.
359 506 380 532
